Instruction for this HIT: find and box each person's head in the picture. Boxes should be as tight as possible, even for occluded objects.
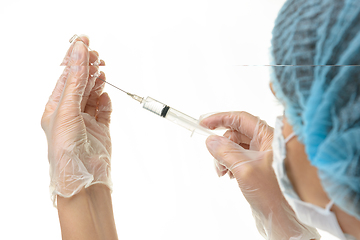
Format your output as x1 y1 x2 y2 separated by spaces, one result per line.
270 0 360 236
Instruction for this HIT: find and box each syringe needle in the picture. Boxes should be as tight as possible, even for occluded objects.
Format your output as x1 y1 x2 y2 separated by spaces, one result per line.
96 77 144 103
128 93 144 103
96 77 127 94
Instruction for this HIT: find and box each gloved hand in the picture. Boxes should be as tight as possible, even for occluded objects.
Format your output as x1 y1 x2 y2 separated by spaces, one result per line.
41 36 112 205
200 112 320 240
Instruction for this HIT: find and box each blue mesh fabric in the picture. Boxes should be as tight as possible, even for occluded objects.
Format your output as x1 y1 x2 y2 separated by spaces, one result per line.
270 0 360 220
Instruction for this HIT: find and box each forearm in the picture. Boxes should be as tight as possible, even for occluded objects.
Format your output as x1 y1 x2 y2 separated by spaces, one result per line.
57 184 118 240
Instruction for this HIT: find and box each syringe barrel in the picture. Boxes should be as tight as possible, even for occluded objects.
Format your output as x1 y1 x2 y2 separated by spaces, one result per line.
142 96 215 136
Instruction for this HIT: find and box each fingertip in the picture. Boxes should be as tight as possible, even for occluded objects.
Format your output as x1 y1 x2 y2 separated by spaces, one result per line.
98 92 112 111
98 71 106 80
223 130 232 139
206 135 241 153
79 34 90 46
61 35 89 66
199 112 217 128
214 159 228 177
74 40 87 51
228 171 235 179
69 41 89 66
199 118 209 128
91 50 99 57
199 120 206 128
90 51 100 66
97 92 112 126
96 72 106 87
217 168 227 178
201 120 217 130
206 135 225 153
206 135 221 143
101 91 110 99
99 91 110 100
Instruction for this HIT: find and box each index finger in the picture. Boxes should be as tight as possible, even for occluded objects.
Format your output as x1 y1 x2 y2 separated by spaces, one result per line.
200 111 260 139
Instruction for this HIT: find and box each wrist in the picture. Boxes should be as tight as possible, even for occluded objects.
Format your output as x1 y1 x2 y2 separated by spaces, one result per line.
85 184 113 211
57 184 118 240
86 184 112 199
57 184 111 208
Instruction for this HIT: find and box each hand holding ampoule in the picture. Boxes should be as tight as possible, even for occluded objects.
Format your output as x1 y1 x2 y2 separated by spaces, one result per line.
41 36 112 204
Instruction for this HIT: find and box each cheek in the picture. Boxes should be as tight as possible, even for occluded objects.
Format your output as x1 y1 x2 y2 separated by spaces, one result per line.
282 117 294 136
283 140 305 197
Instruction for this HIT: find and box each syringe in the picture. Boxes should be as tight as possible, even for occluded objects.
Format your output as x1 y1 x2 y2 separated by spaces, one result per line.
112 88 216 137
129 94 216 137
69 34 215 137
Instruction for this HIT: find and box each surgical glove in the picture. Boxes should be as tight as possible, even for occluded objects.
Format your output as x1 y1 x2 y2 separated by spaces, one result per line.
41 37 112 205
201 112 320 240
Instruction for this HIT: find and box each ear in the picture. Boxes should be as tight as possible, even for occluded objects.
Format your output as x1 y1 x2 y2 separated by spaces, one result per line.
269 82 276 96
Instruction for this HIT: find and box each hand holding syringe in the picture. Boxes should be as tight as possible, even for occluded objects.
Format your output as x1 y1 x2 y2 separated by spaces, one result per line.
69 35 217 137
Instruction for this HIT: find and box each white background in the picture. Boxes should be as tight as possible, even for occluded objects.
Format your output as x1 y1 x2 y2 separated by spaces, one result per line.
0 0 337 239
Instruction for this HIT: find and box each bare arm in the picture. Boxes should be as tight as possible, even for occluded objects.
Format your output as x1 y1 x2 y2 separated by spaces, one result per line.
42 35 118 240
57 185 118 240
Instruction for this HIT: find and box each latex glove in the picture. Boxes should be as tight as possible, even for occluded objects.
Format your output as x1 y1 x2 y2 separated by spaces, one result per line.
41 36 112 205
200 112 320 240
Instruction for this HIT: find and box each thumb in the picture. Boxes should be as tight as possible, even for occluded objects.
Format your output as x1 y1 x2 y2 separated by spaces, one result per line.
60 41 89 111
206 135 248 170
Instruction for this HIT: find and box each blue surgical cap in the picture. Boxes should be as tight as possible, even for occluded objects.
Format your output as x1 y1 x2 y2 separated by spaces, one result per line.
271 0 360 220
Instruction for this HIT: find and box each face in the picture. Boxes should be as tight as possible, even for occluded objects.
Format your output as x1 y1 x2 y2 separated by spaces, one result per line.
269 82 330 207
269 81 360 238
281 117 331 208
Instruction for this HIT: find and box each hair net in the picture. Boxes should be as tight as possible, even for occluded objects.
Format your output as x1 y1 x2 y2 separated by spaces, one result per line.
270 0 360 220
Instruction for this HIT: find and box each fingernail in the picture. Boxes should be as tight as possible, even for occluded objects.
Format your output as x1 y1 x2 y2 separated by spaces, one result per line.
71 41 85 62
93 70 101 78
206 136 221 151
216 168 222 177
218 169 227 178
199 119 206 127
93 58 101 66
